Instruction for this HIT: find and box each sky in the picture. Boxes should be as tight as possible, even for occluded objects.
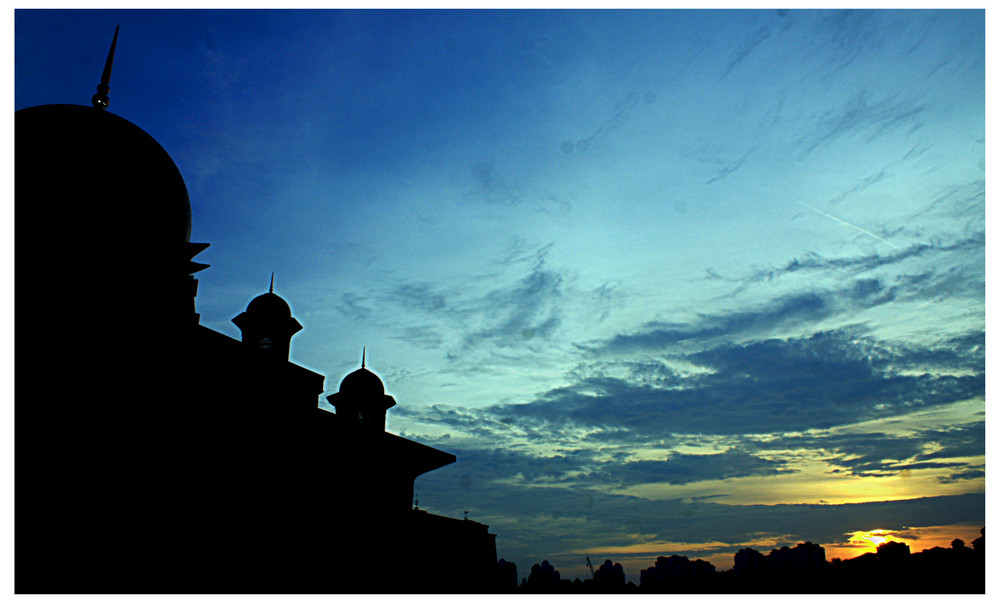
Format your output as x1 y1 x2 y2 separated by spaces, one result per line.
15 8 987 581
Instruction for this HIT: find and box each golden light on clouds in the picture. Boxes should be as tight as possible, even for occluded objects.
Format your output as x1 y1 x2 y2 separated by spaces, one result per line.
610 454 983 505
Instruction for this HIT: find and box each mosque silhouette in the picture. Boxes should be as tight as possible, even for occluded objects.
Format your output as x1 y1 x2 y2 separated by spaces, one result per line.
15 28 498 594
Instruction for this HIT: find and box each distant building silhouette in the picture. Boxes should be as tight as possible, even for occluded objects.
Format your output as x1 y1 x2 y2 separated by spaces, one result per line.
788 541 826 572
496 558 519 592
734 547 766 575
524 560 561 592
639 554 715 591
15 32 495 594
877 540 911 562
594 558 626 587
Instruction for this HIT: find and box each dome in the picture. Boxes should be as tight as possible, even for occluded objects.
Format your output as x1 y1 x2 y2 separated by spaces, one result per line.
246 292 292 318
16 103 205 327
339 367 385 397
232 286 303 348
16 104 192 250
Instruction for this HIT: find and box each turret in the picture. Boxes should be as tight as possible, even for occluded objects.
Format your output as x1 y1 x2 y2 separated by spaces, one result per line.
232 274 303 360
327 349 396 433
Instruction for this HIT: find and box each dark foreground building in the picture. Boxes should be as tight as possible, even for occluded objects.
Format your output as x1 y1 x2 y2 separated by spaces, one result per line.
15 34 496 594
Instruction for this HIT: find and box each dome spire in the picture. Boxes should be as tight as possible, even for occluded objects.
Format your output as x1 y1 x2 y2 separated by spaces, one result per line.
269 272 274 293
92 24 119 110
362 347 366 369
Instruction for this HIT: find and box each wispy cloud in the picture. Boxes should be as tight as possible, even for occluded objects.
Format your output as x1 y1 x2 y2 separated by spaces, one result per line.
594 291 835 353
565 86 656 154
334 291 375 321
468 162 524 206
710 233 983 286
752 421 985 481
796 92 926 158
705 147 756 184
827 168 889 206
810 10 888 72
721 25 772 78
462 255 565 349
385 282 450 315
592 449 794 486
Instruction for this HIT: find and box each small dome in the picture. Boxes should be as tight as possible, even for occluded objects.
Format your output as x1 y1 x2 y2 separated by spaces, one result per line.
339 367 385 397
231 285 303 347
246 292 292 318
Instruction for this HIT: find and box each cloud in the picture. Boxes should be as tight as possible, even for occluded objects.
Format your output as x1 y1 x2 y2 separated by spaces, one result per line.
334 292 374 321
676 248 982 350
909 180 985 224
416 447 985 572
421 431 985 542
590 282 619 323
411 440 793 491
937 468 985 484
389 325 443 349
828 168 889 206
715 233 984 286
795 92 926 158
915 422 986 461
594 291 835 353
415 328 984 441
809 10 890 72
384 282 449 315
721 25 771 78
469 162 524 206
494 238 554 268
594 262 982 354
399 324 984 575
758 422 985 481
705 147 756 184
593 449 793 486
571 86 656 152
462 250 566 349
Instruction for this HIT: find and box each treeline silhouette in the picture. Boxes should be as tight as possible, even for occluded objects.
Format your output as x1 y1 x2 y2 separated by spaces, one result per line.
496 527 984 594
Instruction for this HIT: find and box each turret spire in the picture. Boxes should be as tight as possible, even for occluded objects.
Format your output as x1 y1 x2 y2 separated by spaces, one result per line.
92 25 119 110
362 347 366 369
269 272 274 293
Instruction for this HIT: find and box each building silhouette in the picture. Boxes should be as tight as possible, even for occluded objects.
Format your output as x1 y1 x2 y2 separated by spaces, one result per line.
733 547 766 575
15 31 496 594
639 554 716 592
877 540 911 562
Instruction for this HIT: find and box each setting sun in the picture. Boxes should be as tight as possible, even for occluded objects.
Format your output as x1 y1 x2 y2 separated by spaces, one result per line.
847 530 895 552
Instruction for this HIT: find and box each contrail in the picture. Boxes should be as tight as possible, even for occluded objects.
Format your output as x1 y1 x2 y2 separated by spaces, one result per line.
797 201 899 249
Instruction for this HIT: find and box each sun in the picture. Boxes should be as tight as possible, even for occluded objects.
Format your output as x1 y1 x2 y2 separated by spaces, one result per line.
847 529 895 551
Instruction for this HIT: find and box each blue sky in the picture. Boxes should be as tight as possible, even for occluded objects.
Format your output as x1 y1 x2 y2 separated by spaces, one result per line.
15 9 986 580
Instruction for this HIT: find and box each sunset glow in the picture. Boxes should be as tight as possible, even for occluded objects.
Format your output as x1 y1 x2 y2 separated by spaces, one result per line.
851 529 892 550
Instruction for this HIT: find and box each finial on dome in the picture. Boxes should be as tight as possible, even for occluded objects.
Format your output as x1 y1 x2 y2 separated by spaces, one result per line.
269 272 274 293
362 347 366 369
92 25 119 110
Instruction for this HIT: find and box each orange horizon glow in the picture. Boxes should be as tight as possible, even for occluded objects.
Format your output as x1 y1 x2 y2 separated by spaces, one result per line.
824 523 983 562
570 521 984 579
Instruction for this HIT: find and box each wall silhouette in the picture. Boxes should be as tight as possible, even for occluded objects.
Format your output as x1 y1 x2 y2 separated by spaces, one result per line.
15 73 497 595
